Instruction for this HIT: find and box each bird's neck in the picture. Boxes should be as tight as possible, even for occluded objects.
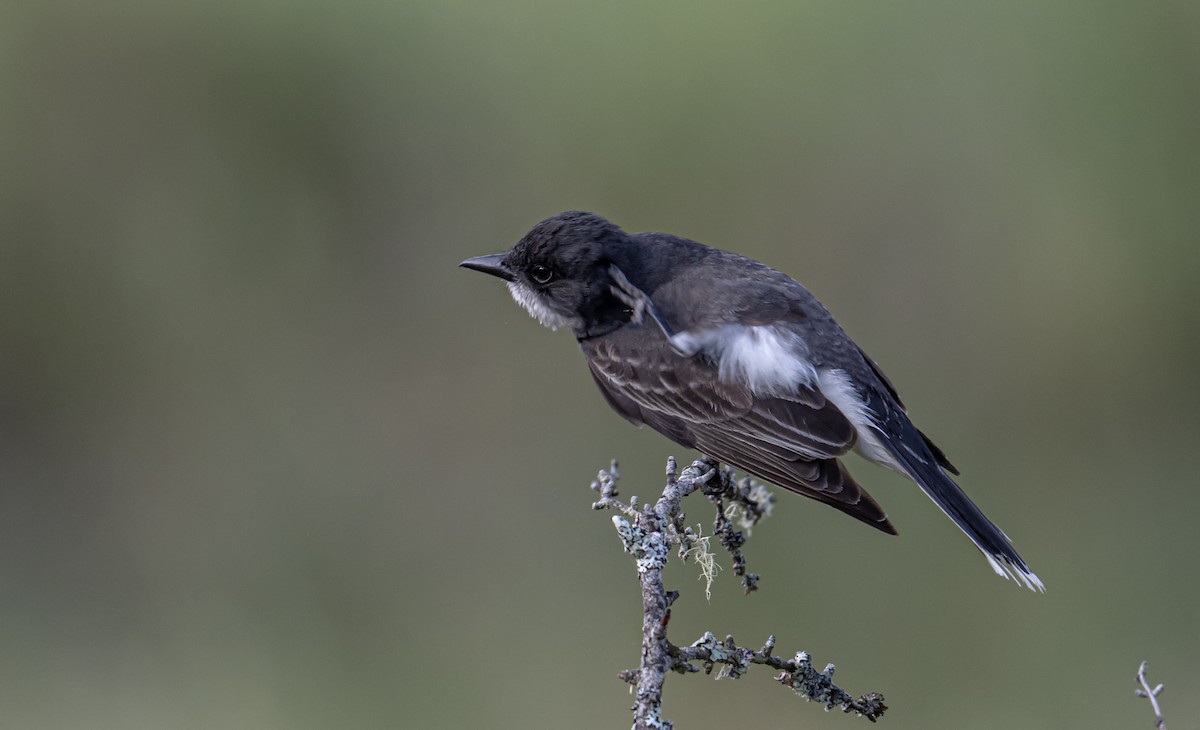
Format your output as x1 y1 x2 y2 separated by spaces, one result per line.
575 317 628 342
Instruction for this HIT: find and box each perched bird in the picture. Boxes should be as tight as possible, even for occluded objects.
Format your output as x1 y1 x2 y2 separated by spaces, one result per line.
461 211 1042 590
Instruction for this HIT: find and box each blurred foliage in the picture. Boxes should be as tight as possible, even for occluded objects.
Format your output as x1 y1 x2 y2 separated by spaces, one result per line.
1 0 1198 727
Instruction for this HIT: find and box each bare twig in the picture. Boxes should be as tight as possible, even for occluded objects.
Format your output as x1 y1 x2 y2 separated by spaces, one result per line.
591 457 886 729
1135 661 1166 730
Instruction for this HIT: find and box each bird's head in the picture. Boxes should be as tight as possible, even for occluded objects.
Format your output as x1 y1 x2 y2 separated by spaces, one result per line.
461 211 634 335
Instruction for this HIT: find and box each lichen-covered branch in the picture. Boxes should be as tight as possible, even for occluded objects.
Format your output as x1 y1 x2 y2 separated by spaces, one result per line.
700 465 774 593
1135 661 1166 730
591 457 886 729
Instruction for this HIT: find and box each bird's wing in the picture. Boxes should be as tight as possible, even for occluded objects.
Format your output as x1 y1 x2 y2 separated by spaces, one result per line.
584 329 896 533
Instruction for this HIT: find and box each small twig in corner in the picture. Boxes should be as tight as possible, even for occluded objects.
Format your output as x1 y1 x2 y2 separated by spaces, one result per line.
1134 661 1166 730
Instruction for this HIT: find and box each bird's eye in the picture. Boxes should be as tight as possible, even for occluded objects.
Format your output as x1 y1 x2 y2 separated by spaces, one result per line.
530 264 554 284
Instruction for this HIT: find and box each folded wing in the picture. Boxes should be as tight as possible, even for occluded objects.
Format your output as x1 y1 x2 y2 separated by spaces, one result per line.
584 331 896 534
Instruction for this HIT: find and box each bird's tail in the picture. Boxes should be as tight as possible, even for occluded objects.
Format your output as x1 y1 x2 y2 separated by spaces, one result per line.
878 409 1044 592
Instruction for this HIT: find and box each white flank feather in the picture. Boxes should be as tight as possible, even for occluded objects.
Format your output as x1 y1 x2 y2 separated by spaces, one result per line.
817 368 903 470
671 325 817 396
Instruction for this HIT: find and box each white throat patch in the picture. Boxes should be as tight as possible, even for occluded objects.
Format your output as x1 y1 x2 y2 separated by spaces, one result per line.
506 281 582 332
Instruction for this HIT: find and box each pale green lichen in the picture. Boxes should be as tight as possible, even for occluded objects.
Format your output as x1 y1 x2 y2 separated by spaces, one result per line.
612 514 669 573
724 479 776 534
680 525 720 601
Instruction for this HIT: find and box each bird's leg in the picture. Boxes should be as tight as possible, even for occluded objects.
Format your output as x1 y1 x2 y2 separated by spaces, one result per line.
609 265 703 357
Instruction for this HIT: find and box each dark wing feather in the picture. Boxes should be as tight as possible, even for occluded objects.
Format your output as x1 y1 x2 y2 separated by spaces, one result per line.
583 330 896 534
856 344 959 475
688 422 895 533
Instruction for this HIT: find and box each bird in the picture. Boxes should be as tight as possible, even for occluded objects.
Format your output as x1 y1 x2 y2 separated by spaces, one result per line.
460 211 1042 591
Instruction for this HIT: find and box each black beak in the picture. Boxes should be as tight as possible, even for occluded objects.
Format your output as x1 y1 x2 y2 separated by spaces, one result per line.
459 253 515 282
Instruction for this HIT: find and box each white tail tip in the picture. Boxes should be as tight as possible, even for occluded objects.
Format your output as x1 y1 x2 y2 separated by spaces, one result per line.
984 552 1045 592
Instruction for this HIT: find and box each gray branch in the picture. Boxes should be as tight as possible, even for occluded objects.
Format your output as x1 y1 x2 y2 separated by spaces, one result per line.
591 457 887 729
1134 661 1166 730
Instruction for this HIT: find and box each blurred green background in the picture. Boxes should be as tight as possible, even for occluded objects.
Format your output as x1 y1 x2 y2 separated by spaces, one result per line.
2 0 1198 727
